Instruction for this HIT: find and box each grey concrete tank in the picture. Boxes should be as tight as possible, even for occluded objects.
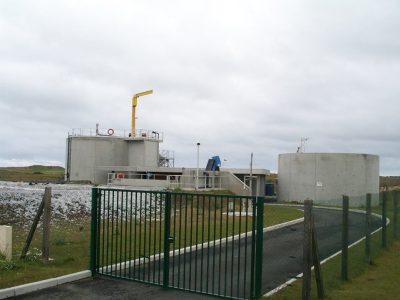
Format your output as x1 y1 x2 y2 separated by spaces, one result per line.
278 153 379 206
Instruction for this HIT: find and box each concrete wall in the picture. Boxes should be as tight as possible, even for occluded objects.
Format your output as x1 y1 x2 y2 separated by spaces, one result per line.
68 137 128 183
221 172 249 195
278 153 379 206
66 136 162 183
127 140 159 168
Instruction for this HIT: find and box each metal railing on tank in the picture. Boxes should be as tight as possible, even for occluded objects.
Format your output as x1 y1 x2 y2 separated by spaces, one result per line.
107 173 227 190
68 128 163 141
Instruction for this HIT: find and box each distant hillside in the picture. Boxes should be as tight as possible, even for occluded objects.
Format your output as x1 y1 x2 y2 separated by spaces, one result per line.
380 176 400 190
0 165 65 182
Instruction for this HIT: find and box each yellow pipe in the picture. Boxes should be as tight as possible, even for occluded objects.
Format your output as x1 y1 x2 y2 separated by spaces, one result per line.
131 90 153 137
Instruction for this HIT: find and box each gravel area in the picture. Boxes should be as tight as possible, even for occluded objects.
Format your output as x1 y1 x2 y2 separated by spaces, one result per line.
0 181 92 227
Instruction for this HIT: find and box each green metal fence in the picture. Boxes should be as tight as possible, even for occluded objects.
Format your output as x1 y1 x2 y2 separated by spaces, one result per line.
90 188 264 300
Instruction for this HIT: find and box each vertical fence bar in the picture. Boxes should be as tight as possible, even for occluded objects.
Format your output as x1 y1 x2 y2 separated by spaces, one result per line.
101 190 106 273
230 197 235 297
189 194 194 290
143 192 147 280
110 190 115 275
172 193 178 286
128 191 133 279
254 196 264 299
138 192 143 280
114 191 119 276
90 187 99 275
212 195 217 295
382 192 387 248
243 198 249 297
152 194 157 283
177 194 182 287
224 196 230 296
106 191 111 274
250 198 256 300
96 190 102 273
365 193 372 264
133 192 138 278
148 193 153 281
202 194 207 292
119 191 124 277
157 193 162 284
341 195 349 281
218 196 223 295
302 199 312 300
236 197 242 298
207 195 212 294
183 194 188 289
163 192 172 288
194 194 200 291
393 191 398 239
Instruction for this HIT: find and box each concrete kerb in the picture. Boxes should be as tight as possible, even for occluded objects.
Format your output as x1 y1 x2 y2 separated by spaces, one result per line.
263 203 389 298
0 270 91 299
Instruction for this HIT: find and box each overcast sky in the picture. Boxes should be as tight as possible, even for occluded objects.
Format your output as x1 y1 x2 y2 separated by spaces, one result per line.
1 1 399 174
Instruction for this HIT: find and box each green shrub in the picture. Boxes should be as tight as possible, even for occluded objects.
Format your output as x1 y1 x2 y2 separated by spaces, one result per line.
0 254 16 271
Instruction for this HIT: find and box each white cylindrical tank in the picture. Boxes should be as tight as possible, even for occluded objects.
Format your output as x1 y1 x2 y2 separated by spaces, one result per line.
278 153 379 206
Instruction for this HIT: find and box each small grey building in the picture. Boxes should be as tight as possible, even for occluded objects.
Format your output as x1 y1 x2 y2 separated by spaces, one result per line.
65 128 269 196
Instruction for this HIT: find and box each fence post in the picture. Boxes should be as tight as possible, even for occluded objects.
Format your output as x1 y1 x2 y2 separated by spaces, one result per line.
163 192 172 288
254 196 264 298
393 191 398 239
90 187 99 275
21 190 46 259
382 192 387 248
365 193 372 264
311 215 325 299
341 195 349 281
42 187 51 263
302 200 313 300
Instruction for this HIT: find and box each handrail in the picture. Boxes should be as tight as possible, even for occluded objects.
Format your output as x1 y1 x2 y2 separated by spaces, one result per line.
108 173 226 189
68 128 163 141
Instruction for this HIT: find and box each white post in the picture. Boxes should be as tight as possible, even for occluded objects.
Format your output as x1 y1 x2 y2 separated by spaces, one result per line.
0 226 12 261
196 142 200 190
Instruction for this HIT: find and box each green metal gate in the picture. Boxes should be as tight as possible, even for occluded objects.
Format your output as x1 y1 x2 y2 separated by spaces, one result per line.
90 188 264 299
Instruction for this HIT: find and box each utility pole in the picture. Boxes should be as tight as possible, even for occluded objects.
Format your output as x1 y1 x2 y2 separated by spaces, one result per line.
196 142 200 190
249 152 253 196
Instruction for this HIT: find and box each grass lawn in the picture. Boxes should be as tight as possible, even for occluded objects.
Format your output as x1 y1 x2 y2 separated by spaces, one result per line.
266 239 400 300
0 165 64 182
266 197 399 300
0 205 302 289
320 241 400 300
0 218 90 289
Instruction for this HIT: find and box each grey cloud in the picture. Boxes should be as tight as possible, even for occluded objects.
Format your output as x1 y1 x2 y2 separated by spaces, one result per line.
0 0 399 174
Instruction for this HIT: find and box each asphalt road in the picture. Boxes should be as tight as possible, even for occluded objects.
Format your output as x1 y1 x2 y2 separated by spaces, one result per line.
261 207 381 292
10 207 381 299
